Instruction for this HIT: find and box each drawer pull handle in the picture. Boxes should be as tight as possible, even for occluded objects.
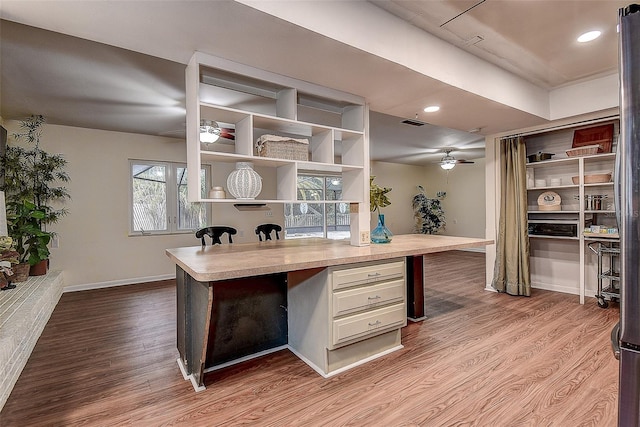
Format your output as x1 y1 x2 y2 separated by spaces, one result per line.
367 273 381 277
368 320 382 327
367 295 381 301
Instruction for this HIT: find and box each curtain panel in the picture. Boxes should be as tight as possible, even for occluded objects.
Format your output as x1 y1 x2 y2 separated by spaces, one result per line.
492 136 531 296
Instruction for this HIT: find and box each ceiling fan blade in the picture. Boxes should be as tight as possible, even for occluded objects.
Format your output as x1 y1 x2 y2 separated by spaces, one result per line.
220 131 235 140
437 159 475 165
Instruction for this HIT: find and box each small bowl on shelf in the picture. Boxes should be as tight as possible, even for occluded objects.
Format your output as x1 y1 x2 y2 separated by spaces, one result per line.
208 186 227 199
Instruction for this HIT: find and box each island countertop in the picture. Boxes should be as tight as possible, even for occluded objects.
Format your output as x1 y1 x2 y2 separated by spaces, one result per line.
166 234 493 283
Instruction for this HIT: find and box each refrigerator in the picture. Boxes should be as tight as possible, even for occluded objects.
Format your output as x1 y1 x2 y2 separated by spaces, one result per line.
617 4 640 426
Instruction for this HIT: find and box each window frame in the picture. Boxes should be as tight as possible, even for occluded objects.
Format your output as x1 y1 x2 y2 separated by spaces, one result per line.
284 173 350 240
128 160 211 236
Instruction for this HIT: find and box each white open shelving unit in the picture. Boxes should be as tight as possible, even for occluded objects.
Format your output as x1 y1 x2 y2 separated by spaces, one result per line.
525 120 619 303
185 52 371 245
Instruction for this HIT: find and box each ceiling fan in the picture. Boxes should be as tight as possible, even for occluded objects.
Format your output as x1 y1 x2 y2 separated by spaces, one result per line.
159 120 236 142
438 148 475 170
200 119 235 143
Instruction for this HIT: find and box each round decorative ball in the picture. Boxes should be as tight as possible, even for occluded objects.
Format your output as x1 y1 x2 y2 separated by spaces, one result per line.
226 162 262 199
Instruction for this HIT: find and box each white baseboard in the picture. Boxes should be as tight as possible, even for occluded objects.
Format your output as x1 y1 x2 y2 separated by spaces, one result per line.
177 358 206 392
486 281 579 295
63 274 175 293
287 344 404 379
531 281 579 295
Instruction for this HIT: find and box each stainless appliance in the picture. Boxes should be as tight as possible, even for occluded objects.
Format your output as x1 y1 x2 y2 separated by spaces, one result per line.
617 4 640 425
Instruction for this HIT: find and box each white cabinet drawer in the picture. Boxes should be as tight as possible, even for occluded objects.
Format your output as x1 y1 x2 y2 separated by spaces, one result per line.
332 260 404 291
331 303 406 347
332 278 405 318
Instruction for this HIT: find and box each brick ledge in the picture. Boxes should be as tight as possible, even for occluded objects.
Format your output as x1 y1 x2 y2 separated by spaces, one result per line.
0 271 64 411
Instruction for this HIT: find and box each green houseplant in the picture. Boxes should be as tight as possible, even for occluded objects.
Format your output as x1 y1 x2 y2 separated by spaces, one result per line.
369 176 392 243
412 185 446 234
0 115 70 275
6 200 51 268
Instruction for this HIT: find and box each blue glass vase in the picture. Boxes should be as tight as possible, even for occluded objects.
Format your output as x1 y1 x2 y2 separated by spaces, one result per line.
371 213 393 244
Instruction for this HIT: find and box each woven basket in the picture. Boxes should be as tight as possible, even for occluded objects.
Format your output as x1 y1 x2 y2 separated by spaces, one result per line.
256 135 309 161
566 144 600 157
11 263 30 282
572 173 612 184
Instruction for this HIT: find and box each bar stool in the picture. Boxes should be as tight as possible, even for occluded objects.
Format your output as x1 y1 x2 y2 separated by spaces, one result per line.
195 226 237 246
255 223 282 241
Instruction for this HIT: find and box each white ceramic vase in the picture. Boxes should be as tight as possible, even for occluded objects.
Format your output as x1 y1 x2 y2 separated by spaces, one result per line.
226 162 262 199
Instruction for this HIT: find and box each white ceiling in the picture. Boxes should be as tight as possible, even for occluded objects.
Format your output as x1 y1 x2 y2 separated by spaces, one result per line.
372 0 624 89
0 0 627 165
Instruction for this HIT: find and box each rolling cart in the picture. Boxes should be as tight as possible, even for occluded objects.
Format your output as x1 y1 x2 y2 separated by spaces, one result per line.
588 241 620 308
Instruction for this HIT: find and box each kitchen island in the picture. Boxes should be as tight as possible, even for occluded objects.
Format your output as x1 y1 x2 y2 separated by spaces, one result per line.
166 234 492 391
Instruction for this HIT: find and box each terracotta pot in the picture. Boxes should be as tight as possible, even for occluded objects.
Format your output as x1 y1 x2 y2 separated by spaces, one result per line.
12 262 30 282
29 259 49 276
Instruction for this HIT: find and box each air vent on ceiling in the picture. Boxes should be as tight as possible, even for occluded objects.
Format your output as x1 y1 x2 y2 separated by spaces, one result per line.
401 118 427 126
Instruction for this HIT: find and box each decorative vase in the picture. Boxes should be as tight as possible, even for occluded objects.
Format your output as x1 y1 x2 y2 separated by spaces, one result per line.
226 162 262 199
208 186 226 199
371 213 393 244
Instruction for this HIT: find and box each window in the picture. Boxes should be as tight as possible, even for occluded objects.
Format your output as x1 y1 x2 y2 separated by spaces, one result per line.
284 175 350 240
130 161 210 234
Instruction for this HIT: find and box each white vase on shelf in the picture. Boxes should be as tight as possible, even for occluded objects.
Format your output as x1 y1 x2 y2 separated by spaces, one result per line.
226 162 262 199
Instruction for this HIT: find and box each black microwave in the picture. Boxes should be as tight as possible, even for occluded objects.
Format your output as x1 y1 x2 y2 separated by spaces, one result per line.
528 221 578 238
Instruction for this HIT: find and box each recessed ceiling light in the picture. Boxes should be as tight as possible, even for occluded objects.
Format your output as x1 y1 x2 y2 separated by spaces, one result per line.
424 106 440 113
577 30 601 43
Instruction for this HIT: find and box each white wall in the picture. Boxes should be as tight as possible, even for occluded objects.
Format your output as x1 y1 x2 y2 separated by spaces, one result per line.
3 121 485 289
422 159 486 238
370 160 485 239
3 121 283 290
369 162 427 235
550 74 619 120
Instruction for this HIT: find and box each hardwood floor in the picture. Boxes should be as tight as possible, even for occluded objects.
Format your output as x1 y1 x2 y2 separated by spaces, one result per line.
0 251 619 426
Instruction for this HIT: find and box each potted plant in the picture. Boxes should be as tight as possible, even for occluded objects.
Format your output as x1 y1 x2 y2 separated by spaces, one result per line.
370 176 392 243
412 185 446 234
6 200 52 275
0 115 69 275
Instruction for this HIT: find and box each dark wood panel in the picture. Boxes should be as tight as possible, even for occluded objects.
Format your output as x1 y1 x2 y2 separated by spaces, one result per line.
206 273 288 367
0 252 619 426
406 255 425 320
175 266 186 366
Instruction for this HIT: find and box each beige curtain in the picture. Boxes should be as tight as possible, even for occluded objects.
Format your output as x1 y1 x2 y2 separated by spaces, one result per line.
492 136 531 296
